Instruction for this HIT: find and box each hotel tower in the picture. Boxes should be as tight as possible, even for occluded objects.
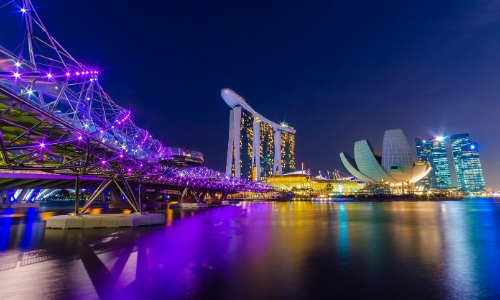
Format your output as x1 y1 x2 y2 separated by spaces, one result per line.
221 88 296 180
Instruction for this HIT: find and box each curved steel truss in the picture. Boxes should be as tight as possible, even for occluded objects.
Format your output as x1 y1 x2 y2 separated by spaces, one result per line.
0 0 273 210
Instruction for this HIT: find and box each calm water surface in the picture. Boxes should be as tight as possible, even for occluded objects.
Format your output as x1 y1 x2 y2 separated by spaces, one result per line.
0 199 499 299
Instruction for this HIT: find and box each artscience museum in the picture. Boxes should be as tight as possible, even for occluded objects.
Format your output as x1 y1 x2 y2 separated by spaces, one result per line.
340 129 432 185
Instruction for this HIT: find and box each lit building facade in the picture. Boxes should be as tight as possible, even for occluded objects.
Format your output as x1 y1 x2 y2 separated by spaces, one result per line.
415 137 431 189
450 133 469 189
415 137 452 189
223 88 296 180
340 129 432 185
450 134 485 192
264 174 363 194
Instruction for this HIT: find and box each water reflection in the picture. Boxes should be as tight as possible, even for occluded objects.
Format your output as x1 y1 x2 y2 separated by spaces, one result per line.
0 201 498 299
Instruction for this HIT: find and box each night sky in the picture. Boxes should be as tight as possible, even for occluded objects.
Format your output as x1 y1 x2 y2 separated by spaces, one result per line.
3 1 500 188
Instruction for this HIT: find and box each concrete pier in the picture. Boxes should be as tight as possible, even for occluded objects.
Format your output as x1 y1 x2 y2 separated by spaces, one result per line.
46 213 165 229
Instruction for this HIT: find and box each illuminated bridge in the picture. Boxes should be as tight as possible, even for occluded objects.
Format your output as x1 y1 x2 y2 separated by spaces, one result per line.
0 0 272 212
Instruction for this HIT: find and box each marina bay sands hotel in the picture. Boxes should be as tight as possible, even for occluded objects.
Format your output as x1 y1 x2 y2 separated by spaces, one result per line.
221 89 296 180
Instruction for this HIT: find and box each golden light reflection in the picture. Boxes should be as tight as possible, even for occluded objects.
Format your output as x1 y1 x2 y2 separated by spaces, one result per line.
39 211 55 221
167 209 173 226
122 209 132 214
89 208 102 215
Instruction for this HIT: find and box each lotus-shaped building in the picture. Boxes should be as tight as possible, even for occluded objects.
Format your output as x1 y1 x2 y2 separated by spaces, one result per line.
340 129 432 184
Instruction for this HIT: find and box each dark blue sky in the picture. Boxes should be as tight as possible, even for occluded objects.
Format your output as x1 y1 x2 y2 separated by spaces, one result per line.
3 1 500 188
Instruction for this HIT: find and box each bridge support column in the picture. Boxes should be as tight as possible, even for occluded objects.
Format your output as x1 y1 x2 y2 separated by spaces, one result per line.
71 174 80 216
110 188 122 203
80 179 112 214
119 174 140 213
112 179 139 213
137 183 144 210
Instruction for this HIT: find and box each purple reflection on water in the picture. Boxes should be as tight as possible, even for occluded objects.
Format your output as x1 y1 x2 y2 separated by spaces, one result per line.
0 200 499 299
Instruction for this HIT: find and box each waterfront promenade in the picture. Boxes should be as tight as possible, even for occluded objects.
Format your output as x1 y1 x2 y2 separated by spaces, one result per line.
0 199 499 299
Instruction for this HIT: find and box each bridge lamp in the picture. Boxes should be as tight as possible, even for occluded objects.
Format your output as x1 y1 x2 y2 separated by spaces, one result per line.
13 72 20 78
66 72 70 76
40 143 45 148
47 73 52 78
15 62 21 67
27 89 33 95
21 8 26 13
78 136 82 140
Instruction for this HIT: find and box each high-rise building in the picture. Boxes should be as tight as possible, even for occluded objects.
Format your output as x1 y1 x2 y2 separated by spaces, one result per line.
222 88 296 180
415 137 432 189
415 137 452 189
450 134 485 192
450 133 469 189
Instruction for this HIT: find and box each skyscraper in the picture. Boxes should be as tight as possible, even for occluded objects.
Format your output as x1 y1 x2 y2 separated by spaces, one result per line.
415 137 452 189
450 134 486 192
222 88 296 180
450 133 469 189
415 137 432 189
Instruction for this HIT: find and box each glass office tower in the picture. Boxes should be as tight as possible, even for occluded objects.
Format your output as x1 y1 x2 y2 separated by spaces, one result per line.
415 137 452 189
450 134 486 192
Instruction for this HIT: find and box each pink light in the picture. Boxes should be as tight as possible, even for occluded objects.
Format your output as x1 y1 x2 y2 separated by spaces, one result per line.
78 136 82 140
102 160 106 164
47 73 52 78
66 72 70 76
40 143 45 148
76 72 80 75
13 72 20 78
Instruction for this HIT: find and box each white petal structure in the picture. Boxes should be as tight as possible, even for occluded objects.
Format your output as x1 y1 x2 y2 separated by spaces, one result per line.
340 129 432 184
381 129 413 182
340 152 374 183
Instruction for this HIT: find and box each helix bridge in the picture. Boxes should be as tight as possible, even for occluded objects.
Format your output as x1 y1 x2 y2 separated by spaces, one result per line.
0 0 272 212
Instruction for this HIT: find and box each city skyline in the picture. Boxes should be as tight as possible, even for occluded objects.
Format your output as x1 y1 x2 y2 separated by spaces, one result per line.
2 1 499 188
